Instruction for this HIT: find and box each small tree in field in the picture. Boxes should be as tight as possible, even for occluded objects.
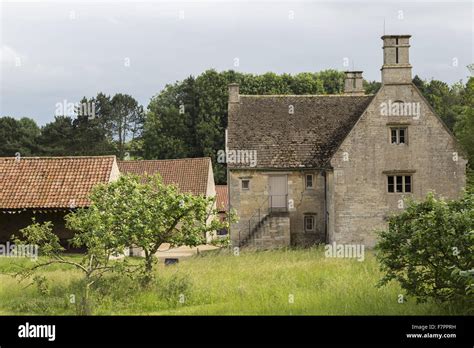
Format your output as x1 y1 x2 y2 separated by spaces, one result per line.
12 219 130 315
376 192 474 307
67 174 233 285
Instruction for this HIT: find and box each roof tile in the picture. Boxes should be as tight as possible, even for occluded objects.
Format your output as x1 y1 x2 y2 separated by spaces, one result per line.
118 157 211 196
0 156 116 209
228 95 374 168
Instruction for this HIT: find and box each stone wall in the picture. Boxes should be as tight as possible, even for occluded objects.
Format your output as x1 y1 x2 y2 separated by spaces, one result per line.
329 83 467 247
229 169 326 247
250 213 290 249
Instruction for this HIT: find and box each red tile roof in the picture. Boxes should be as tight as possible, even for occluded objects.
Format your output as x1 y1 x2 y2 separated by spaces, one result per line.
215 185 228 212
0 156 116 209
118 157 212 196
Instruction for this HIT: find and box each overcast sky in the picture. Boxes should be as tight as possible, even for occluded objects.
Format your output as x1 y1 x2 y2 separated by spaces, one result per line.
1 0 472 125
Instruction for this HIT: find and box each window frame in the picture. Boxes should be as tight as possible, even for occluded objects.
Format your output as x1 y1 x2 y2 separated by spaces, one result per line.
305 174 314 189
389 127 408 145
387 175 412 193
241 179 250 190
304 215 315 232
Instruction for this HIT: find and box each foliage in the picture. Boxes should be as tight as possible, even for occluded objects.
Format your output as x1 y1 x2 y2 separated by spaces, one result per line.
376 192 474 307
413 75 467 132
454 77 474 173
0 117 41 156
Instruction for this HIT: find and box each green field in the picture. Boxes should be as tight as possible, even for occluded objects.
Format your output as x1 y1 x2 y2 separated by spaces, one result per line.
0 247 467 315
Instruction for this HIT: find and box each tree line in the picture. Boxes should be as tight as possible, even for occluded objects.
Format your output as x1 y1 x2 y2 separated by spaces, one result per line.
1 70 472 184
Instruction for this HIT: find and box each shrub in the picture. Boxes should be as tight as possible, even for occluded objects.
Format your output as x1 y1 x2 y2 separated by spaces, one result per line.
376 192 474 307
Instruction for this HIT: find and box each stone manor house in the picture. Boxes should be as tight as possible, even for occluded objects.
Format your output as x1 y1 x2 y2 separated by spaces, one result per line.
227 35 467 249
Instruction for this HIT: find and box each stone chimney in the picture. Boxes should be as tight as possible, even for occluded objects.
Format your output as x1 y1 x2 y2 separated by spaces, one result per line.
381 35 412 84
228 83 240 103
344 71 364 95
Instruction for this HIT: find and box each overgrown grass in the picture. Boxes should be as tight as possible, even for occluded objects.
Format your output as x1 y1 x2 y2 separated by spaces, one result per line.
0 247 468 315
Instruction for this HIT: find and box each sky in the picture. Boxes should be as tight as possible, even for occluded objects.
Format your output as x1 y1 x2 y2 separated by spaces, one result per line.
0 0 472 125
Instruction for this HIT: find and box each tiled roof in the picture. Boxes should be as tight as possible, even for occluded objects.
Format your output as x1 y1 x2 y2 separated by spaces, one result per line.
0 156 116 209
118 157 211 196
227 95 374 168
215 185 228 212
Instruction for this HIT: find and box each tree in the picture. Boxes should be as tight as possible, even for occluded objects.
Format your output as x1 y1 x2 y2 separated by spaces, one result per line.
37 116 74 155
108 94 145 159
38 114 114 156
454 77 474 191
0 117 41 156
363 80 381 94
412 75 465 131
376 192 474 305
317 69 345 94
143 78 198 160
66 174 233 285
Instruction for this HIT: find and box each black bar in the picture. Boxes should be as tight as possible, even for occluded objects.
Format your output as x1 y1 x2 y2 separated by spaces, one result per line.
0 316 472 346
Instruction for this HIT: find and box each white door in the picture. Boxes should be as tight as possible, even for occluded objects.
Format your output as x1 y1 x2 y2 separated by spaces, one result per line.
269 175 287 209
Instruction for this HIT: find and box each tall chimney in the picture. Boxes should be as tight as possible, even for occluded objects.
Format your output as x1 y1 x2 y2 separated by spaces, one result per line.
344 71 364 95
381 35 412 84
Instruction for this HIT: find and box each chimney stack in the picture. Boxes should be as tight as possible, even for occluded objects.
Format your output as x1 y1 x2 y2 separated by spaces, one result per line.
344 71 364 95
381 35 412 84
228 83 240 103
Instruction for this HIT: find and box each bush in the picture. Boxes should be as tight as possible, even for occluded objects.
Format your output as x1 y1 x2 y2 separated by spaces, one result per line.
376 192 474 308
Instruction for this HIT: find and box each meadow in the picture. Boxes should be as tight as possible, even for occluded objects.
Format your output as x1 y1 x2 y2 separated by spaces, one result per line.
0 247 468 315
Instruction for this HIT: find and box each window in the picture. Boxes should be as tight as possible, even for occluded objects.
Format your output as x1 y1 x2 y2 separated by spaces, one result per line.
387 175 412 193
390 127 407 144
305 174 313 189
304 215 315 232
395 38 399 64
241 179 249 190
217 227 228 236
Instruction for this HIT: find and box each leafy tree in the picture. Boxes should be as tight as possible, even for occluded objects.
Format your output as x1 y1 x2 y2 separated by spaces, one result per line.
363 80 381 94
66 174 233 285
71 113 115 156
453 77 474 191
412 75 465 131
376 192 474 306
0 117 41 156
37 116 74 155
317 69 345 94
143 78 198 160
108 94 145 159
38 114 114 156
